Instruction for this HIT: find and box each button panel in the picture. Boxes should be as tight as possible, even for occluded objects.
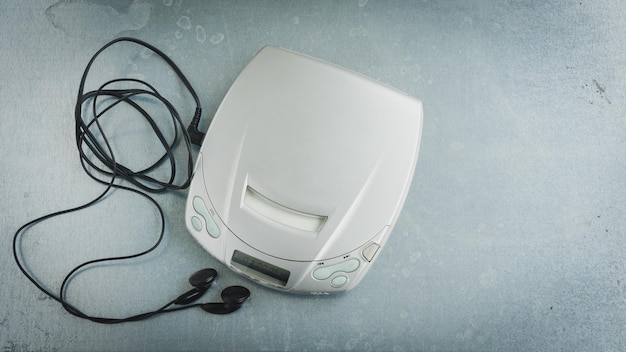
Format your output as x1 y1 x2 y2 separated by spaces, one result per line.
191 216 202 231
192 196 220 238
313 258 360 280
361 243 380 262
331 275 348 287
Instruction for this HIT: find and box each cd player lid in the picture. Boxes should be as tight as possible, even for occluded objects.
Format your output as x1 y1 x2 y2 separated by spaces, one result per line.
199 46 422 261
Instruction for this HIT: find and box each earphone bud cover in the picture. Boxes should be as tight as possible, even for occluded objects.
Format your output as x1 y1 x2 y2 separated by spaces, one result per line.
175 268 218 305
221 286 250 305
189 268 217 288
200 286 250 314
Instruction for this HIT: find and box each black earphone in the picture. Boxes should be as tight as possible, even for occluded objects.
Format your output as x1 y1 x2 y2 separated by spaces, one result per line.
175 268 219 305
201 286 251 315
174 268 251 315
12 37 251 324
54 268 250 324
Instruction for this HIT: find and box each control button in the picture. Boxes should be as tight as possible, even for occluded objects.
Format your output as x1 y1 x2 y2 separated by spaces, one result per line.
191 216 202 231
192 196 220 238
361 243 380 262
313 258 360 280
331 275 348 287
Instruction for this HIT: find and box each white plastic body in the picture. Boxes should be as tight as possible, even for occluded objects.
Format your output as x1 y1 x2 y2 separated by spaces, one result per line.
185 46 423 294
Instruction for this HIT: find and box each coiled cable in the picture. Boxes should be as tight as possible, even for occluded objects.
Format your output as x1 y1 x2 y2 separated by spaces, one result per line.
13 37 205 323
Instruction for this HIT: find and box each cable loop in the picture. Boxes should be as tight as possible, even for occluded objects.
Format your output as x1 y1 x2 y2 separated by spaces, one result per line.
13 37 203 323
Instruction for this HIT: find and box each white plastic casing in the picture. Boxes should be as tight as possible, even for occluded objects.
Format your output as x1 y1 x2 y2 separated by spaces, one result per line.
185 46 422 294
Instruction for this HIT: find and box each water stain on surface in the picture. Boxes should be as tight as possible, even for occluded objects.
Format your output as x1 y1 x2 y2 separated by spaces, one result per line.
196 25 207 43
45 0 151 39
210 33 225 45
349 26 368 37
176 15 191 30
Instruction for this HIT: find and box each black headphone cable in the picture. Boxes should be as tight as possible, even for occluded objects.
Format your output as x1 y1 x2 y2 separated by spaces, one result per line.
13 37 208 323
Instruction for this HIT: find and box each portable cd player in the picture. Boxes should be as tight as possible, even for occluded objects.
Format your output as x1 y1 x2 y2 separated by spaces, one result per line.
185 46 423 294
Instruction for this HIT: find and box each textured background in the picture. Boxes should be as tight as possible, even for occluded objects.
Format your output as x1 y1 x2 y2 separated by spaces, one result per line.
2 1 625 351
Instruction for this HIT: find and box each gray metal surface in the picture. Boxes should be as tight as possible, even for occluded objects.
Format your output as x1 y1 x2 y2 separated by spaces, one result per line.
1 1 625 351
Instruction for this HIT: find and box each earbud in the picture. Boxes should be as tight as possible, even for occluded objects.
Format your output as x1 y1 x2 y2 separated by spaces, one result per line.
174 268 217 305
201 285 251 314
173 269 251 315
189 268 218 288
